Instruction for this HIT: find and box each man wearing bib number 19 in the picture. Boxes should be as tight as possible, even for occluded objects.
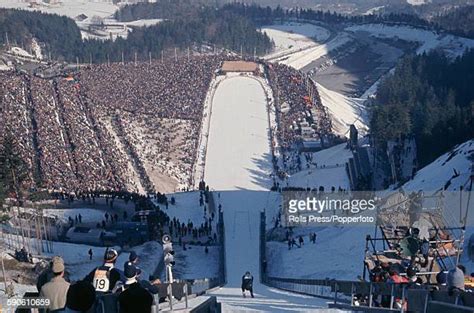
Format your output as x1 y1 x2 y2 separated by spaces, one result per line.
84 248 121 293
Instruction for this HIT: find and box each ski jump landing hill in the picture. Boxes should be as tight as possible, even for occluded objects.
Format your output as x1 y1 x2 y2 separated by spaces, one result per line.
202 69 330 311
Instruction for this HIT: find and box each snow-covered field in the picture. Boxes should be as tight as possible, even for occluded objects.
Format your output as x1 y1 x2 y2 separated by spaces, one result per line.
262 22 330 61
0 0 118 19
0 1 164 40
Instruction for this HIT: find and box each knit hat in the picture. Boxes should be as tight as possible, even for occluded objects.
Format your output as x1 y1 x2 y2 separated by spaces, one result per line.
447 268 465 290
66 280 96 312
51 256 65 274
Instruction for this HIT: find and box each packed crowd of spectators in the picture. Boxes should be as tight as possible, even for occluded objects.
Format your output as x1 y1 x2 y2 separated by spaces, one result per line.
0 56 222 194
0 73 35 184
266 63 331 151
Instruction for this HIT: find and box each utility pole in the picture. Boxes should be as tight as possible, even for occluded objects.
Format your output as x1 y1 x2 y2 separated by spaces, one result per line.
174 47 177 62
149 51 152 65
161 50 164 63
134 51 137 66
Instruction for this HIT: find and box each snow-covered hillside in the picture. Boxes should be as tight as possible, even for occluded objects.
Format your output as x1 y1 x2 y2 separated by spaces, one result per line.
275 32 353 70
316 82 368 137
267 226 371 280
403 140 473 192
346 24 474 57
262 22 330 60
287 143 352 190
0 0 118 19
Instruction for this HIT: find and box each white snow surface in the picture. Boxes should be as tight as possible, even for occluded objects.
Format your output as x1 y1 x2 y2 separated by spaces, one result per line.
42 208 106 224
407 0 429 5
9 46 35 58
0 0 118 19
275 32 352 70
174 245 219 280
267 226 371 280
346 24 474 57
204 75 329 310
315 81 368 137
262 23 330 60
161 191 211 226
287 143 352 190
204 75 273 191
403 139 474 192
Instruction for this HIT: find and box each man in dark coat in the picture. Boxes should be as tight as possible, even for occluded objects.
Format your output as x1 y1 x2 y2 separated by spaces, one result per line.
118 264 153 313
84 248 121 293
241 271 254 298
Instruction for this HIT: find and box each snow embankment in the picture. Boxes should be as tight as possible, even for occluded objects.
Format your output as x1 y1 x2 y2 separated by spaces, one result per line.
316 81 368 137
276 32 353 70
287 143 353 190
262 22 330 60
346 24 474 58
403 139 474 192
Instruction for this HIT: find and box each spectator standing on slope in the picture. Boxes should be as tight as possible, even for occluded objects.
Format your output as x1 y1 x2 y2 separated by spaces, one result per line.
40 257 70 311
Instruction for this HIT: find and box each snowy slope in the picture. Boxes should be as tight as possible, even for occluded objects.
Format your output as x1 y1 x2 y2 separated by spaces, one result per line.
346 24 474 57
204 76 273 191
262 23 330 60
315 82 368 137
276 32 353 70
203 75 330 310
0 0 118 19
115 241 163 282
287 143 352 190
267 226 371 280
162 191 211 226
403 140 474 192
